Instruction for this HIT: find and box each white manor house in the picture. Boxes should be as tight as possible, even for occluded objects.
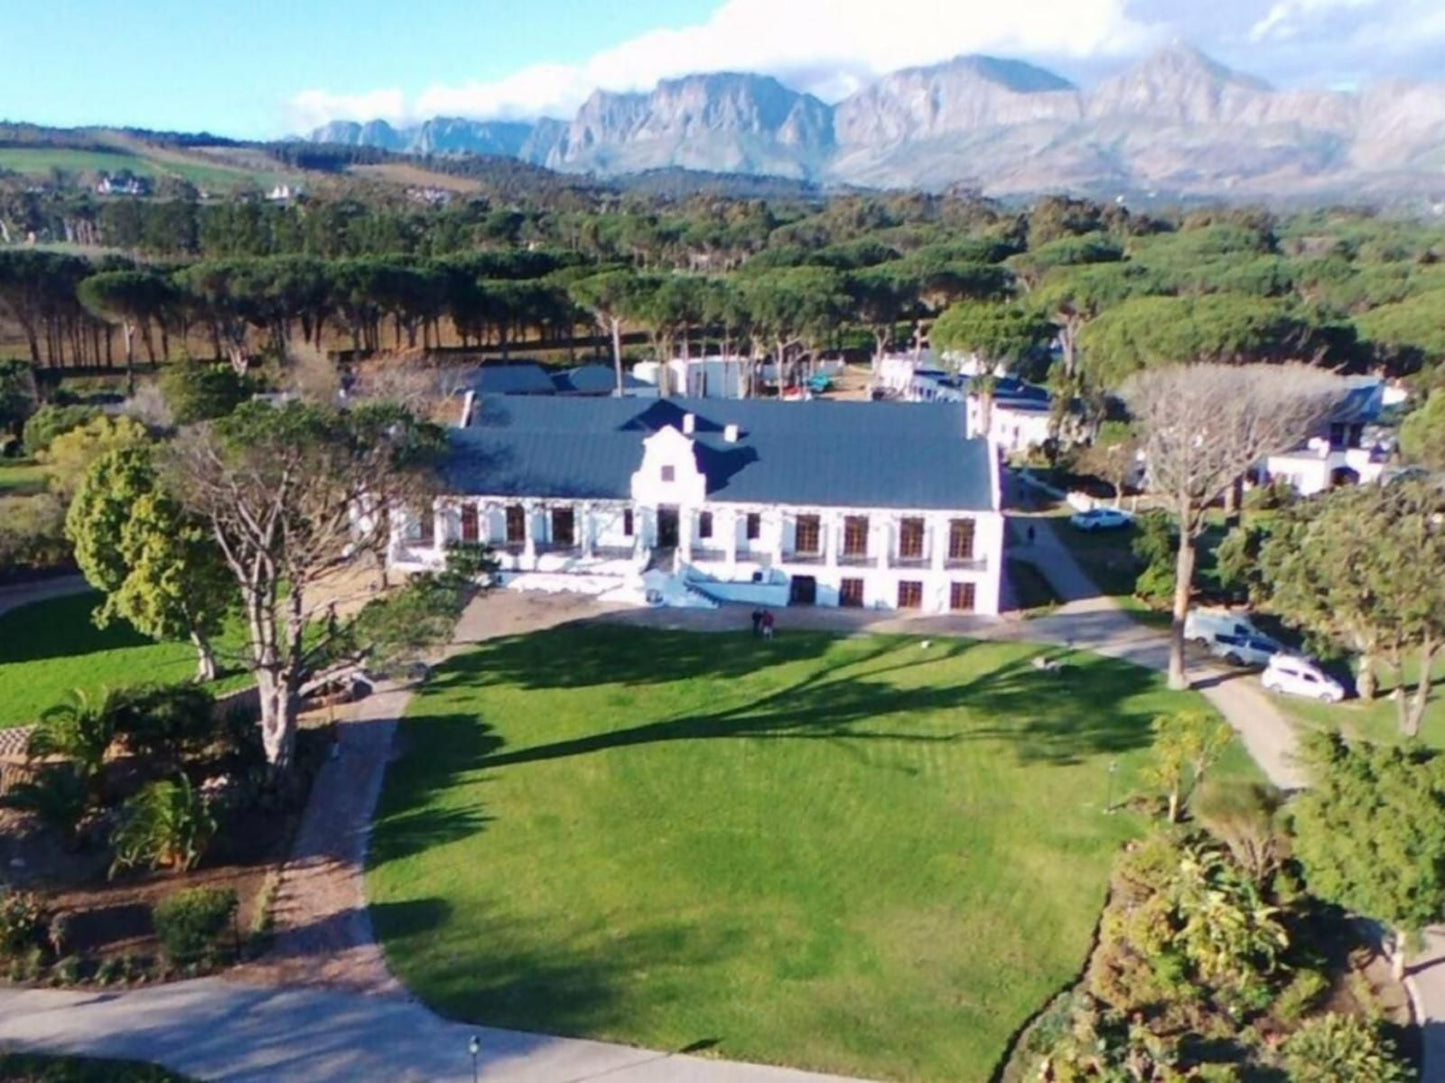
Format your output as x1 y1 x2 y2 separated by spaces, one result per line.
389 395 1005 615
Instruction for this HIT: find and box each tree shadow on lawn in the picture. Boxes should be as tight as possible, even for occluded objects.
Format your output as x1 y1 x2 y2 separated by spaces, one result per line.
429 629 1163 773
370 713 503 868
0 591 157 666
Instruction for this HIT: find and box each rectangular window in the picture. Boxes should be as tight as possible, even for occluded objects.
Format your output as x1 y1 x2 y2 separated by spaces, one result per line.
661 465 675 482
843 515 869 557
948 518 976 561
623 509 634 537
699 511 713 539
794 514 821 554
505 504 525 545
840 578 865 607
551 507 575 548
950 582 977 612
899 517 925 559
407 508 435 546
898 580 923 609
746 512 761 541
460 504 479 543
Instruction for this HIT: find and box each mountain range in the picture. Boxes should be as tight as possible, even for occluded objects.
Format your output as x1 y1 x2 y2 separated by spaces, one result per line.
309 44 1445 199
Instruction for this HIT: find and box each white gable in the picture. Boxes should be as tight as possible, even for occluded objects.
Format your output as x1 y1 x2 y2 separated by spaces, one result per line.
631 425 706 506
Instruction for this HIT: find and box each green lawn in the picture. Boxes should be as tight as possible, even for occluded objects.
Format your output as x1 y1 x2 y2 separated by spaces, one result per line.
0 1052 190 1082
0 459 47 495
0 146 295 193
370 625 1245 1081
1282 655 1445 748
0 591 249 728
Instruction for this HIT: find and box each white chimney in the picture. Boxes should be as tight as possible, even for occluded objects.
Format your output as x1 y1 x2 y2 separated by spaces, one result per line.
459 389 476 428
682 412 696 435
724 423 740 444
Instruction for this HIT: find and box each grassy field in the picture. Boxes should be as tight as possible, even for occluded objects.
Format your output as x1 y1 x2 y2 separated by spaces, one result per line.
0 591 249 728
369 625 1249 1081
0 459 47 495
0 146 293 193
0 1052 189 1082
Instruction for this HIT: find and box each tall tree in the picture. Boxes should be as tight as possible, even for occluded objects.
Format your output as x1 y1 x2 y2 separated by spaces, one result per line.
569 269 640 395
0 358 38 450
846 264 920 374
1124 363 1343 689
1292 731 1445 980
167 400 444 772
1253 480 1445 731
77 270 174 394
66 446 235 680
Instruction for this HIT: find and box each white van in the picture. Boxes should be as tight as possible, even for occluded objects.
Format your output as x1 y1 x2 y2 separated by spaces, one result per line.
1262 655 1346 703
1185 608 1270 646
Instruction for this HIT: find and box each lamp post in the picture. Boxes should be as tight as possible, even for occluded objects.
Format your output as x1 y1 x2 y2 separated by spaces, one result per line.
468 1035 481 1083
1105 759 1119 814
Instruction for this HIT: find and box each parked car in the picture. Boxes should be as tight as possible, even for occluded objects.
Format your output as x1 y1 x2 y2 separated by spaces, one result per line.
1185 608 1271 646
1207 632 1282 668
1069 508 1132 532
1262 655 1346 703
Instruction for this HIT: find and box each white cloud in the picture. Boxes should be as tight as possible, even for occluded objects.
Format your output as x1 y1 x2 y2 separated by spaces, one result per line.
288 0 1157 128
286 88 407 131
1248 0 1380 41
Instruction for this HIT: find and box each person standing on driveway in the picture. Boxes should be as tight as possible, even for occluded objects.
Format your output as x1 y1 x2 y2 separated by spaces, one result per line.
750 608 763 636
761 610 775 640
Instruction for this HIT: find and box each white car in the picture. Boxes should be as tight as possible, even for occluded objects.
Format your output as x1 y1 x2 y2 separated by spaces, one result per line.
1069 508 1132 532
1207 632 1281 668
1262 655 1346 703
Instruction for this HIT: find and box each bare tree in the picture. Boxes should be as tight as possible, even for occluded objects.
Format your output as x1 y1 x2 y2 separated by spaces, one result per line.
167 400 444 774
1124 363 1343 689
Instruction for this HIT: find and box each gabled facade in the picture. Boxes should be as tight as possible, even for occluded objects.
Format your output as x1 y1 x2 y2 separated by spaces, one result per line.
389 397 1005 615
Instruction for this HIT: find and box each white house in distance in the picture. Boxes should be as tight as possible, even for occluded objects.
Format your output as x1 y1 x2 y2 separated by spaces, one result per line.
389 396 1005 616
1261 376 1392 495
876 356 1053 454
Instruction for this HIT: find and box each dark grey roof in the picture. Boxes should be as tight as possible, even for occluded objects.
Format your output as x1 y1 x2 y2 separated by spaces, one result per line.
464 363 556 395
444 397 994 511
553 363 645 395
964 376 1051 413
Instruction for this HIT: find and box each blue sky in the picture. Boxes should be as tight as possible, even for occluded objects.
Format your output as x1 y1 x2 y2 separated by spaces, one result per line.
2 0 1442 139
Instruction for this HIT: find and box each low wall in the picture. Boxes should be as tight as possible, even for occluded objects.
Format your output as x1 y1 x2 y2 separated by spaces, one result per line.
686 578 790 607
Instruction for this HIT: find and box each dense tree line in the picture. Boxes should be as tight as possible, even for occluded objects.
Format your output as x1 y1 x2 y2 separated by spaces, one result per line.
0 191 1442 405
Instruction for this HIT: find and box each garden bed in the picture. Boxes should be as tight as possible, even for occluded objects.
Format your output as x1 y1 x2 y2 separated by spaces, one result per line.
0 716 333 987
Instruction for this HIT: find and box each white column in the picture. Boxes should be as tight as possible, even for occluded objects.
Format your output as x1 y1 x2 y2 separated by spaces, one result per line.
772 510 785 567
581 502 595 558
930 515 946 571
825 510 841 568
725 509 739 571
679 508 694 562
432 501 446 553
523 501 537 565
869 515 885 569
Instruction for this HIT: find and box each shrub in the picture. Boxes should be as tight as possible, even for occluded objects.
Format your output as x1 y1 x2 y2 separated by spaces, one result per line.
1274 968 1329 1026
160 360 251 425
152 887 237 965
106 683 220 763
1131 510 1180 607
0 493 70 573
1282 1013 1412 1082
1 763 89 844
94 956 124 985
27 689 116 793
52 954 83 985
46 910 74 957
22 403 100 455
110 776 216 876
0 889 48 958
1244 477 1296 512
